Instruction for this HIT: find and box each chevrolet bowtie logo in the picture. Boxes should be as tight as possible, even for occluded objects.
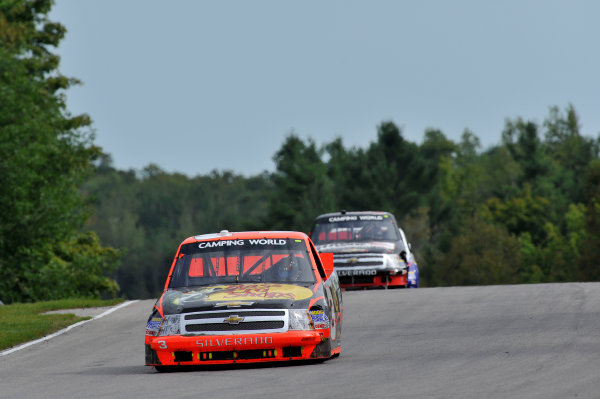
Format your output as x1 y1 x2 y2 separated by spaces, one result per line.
223 315 244 324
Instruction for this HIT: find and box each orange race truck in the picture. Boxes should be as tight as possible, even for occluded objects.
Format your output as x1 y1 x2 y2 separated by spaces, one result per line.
144 230 342 371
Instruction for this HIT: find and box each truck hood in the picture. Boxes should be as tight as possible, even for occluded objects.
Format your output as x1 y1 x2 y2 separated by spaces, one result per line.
315 241 397 254
159 283 318 315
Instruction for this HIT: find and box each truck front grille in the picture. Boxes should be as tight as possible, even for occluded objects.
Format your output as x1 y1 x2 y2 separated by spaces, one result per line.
182 309 288 335
334 253 385 268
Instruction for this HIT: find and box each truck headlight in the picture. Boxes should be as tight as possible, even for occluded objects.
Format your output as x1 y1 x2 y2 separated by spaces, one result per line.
382 254 402 269
157 314 181 336
383 254 408 275
288 309 314 330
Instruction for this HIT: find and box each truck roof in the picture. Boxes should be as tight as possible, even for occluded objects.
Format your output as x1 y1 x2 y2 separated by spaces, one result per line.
314 210 396 219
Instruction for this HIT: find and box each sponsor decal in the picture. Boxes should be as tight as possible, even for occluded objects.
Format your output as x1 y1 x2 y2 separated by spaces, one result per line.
173 287 220 305
174 284 313 304
309 310 330 329
207 284 313 301
198 239 288 249
248 239 287 245
358 215 384 221
329 216 358 222
145 318 162 336
317 241 396 252
327 215 384 222
199 240 244 249
196 336 273 348
337 269 377 276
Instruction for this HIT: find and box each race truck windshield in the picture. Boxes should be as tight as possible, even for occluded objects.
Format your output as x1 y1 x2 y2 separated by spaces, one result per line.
168 238 316 288
311 216 399 245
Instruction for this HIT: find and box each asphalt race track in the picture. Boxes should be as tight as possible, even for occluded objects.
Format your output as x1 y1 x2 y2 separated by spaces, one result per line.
2 283 600 399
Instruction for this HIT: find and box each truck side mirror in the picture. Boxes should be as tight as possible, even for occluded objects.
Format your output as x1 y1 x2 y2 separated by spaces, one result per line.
319 252 334 279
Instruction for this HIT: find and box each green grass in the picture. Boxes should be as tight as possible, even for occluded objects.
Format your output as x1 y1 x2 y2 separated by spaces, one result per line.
0 298 124 351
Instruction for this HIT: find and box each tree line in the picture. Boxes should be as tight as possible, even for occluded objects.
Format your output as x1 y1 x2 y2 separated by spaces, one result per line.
2 1 600 302
82 106 600 299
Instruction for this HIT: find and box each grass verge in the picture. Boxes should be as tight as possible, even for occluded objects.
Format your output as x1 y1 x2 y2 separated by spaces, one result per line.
0 298 124 352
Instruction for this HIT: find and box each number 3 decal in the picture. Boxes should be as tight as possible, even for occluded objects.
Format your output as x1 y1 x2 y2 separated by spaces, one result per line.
158 340 167 349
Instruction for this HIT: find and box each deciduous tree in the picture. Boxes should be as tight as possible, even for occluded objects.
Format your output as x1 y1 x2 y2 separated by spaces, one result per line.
0 0 119 302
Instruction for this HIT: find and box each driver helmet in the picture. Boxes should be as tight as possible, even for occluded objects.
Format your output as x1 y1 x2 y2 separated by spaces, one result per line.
278 256 298 279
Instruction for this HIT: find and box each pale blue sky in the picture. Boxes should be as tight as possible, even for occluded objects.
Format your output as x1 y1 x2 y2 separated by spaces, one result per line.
50 0 600 176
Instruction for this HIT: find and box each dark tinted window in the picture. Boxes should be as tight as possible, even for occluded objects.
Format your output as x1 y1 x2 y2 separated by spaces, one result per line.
169 238 316 288
311 214 399 244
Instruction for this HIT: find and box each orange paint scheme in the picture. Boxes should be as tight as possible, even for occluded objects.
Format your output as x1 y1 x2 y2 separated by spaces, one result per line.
147 330 331 365
145 230 343 370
